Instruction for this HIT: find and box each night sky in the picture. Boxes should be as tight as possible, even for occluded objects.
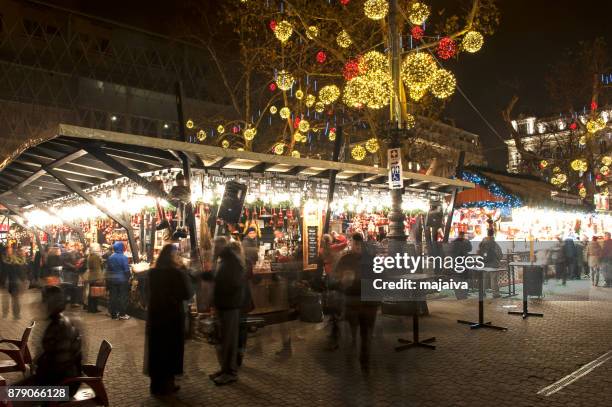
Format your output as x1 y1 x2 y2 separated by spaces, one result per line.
43 0 612 168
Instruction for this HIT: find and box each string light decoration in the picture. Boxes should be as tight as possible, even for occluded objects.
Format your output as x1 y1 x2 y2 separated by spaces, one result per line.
276 70 295 90
351 145 367 161
316 50 327 63
197 130 206 141
601 165 610 176
553 166 561 173
291 150 301 158
222 140 230 148
186 119 194 129
269 20 277 31
298 119 310 132
462 31 484 53
270 106 278 114
408 2 430 25
294 131 304 142
329 128 337 141
430 69 457 99
305 94 316 107
586 117 606 133
244 127 257 141
274 20 293 43
343 77 366 108
459 171 523 209
217 125 225 134
295 90 304 99
315 101 325 112
364 0 388 20
551 173 567 186
603 156 612 166
579 135 586 146
579 187 587 198
269 83 277 91
411 26 424 40
319 85 340 105
306 26 319 39
365 138 380 153
409 86 427 101
279 107 291 119
540 159 548 169
337 30 352 48
405 113 416 129
571 159 588 172
359 51 388 75
343 57 361 80
437 37 456 60
401 52 437 90
273 143 285 155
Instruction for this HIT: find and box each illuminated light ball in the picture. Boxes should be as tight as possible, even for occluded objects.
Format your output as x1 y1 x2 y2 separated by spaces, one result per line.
295 90 304 100
319 85 341 105
291 150 301 158
197 130 206 141
401 52 437 89
270 106 278 114
351 145 367 161
316 51 327 63
553 166 561 173
343 58 361 80
315 101 325 113
408 2 430 25
569 122 578 130
340 0 350 5
430 69 457 99
571 159 587 171
222 140 230 148
243 127 257 141
269 20 277 31
293 117 301 129
279 107 291 119
586 117 606 133
336 30 352 48
405 113 416 129
462 31 484 53
408 86 427 101
186 119 194 129
437 37 457 60
237 148 244 151
602 186 609 196
591 101 598 111
365 79 392 109
343 76 367 108
299 134 307 143
557 174 567 183
579 187 587 198
540 159 548 169
578 135 586 146
269 82 277 91
363 0 388 20
294 131 303 142
274 20 293 43
365 138 380 153
273 143 285 155
305 94 316 107
298 119 310 133
329 128 337 141
306 26 319 40
601 165 610 176
358 51 388 75
411 26 424 41
217 125 225 134
602 156 612 166
232 126 239 134
276 70 295 91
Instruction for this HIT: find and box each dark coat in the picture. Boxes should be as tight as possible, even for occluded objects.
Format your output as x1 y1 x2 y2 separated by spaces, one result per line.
145 265 192 377
35 314 82 385
451 237 472 258
478 238 503 267
213 248 245 310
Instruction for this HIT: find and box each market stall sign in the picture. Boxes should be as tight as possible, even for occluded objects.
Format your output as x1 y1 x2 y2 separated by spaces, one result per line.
388 148 403 189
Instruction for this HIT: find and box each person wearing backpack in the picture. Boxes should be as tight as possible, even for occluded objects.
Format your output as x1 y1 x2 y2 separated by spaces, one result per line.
478 228 503 298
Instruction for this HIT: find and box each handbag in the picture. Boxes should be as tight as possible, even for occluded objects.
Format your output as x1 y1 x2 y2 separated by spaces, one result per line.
89 286 107 298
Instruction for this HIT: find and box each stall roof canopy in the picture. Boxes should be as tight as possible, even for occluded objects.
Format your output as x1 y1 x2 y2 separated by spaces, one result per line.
0 124 473 211
458 167 591 211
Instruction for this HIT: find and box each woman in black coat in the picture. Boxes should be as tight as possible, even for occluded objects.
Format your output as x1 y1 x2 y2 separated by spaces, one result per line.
145 244 193 396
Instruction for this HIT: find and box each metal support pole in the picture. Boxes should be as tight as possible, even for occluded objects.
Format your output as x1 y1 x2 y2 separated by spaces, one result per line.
443 151 465 243
323 126 343 235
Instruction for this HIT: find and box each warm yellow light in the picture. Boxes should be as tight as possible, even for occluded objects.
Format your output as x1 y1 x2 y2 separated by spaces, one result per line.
365 138 380 153
401 52 437 89
291 150 301 158
186 119 194 129
571 159 588 171
329 130 336 141
337 30 352 48
274 143 285 155
305 94 316 107
244 127 257 141
217 125 225 134
579 187 587 198
298 119 310 133
276 70 295 91
364 0 388 20
351 145 366 161
295 89 304 99
270 106 278 114
408 2 430 25
540 159 548 168
306 26 319 40
408 86 427 101
405 113 416 129
197 130 206 141
222 139 230 148
602 156 612 166
315 102 325 113
586 117 606 133
274 20 293 43
280 107 291 119
319 85 340 105
462 31 484 53
430 69 456 99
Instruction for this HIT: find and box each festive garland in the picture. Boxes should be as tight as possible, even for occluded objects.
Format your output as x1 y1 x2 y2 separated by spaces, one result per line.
458 171 523 209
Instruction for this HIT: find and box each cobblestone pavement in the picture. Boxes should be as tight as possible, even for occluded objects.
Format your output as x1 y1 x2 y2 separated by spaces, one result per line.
1 280 611 407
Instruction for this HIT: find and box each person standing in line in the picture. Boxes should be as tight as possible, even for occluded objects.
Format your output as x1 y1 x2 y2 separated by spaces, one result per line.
562 237 578 280
145 244 193 396
587 236 603 287
478 228 504 297
106 242 131 320
2 246 28 320
210 241 246 386
85 243 104 313
61 243 80 307
238 228 257 366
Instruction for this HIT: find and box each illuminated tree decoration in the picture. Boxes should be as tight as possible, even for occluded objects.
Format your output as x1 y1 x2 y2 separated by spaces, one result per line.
586 117 606 133
364 78 392 109
291 150 301 158
315 101 325 112
306 26 319 39
293 117 301 129
603 156 612 166
405 113 416 129
364 0 389 20
569 122 577 130
186 119 194 129
430 69 456 99
269 82 277 91
222 139 230 148
351 145 367 161
408 86 426 101
295 90 304 99
305 94 316 107
340 0 350 5
365 138 380 153
274 20 293 43
276 70 295 91
601 165 610 176
274 143 285 155
244 127 257 141
270 106 278 114
319 85 341 105
279 107 291 119
437 37 456 60
197 130 206 141
539 159 548 169
579 187 587 198
553 166 561 173
411 26 424 40
269 20 277 31
329 128 337 141
462 31 484 53
343 76 366 108
578 135 586 146
571 159 588 172
316 50 327 63
294 131 304 142
401 52 437 89
408 2 430 25
551 173 567 186
217 125 225 134
337 30 352 48
298 119 310 133
359 51 388 75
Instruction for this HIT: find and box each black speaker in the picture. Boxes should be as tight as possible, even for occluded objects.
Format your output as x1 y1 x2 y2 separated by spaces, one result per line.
216 181 248 224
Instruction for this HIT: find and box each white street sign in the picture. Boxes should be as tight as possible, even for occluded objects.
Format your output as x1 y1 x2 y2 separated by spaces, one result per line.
388 148 403 189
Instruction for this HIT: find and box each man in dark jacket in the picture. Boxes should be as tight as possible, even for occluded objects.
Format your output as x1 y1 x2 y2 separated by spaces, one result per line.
106 242 131 320
478 229 504 297
451 231 472 299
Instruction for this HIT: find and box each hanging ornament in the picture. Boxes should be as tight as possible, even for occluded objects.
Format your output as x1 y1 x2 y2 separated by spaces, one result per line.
351 145 366 161
430 69 456 99
273 143 285 155
269 83 277 91
401 52 437 89
270 106 278 114
365 138 379 153
269 20 277 31
279 107 291 119
591 101 598 111
602 156 612 166
295 90 304 99
411 26 424 41
437 37 456 60
336 30 352 48
579 187 587 198
364 0 388 20
601 165 610 176
274 20 293 43
462 31 484 53
306 26 319 40
197 130 206 141
293 131 303 142
579 135 586 146
539 159 548 169
586 117 606 133
315 102 325 113
343 58 361 80
232 126 239 134
329 128 337 141
293 117 301 129
299 134 307 143
222 140 230 148
291 150 301 158
276 70 295 91
571 159 587 172
358 51 388 75
319 85 341 105
408 86 427 101
316 50 327 64
217 125 225 134
569 122 577 130
305 94 316 107
408 2 430 25
405 113 416 129
340 0 350 5
244 127 257 141
186 119 194 129
298 119 310 133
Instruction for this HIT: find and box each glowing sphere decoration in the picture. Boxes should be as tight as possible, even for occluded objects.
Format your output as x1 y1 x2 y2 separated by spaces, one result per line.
408 2 430 25
276 70 295 91
343 58 361 80
329 128 337 141
540 160 548 169
408 86 427 101
274 20 293 43
579 187 587 198
273 143 285 155
437 37 456 60
571 159 588 172
306 26 319 39
569 122 577 130
315 102 325 113
291 150 301 158
411 26 424 40
197 130 206 141
401 52 437 89
351 145 367 161
294 131 304 142
365 138 380 153
305 94 316 107
222 140 230 148
340 0 350 5
430 69 456 99
579 135 586 146
269 83 277 91
359 51 388 75
279 107 291 119
364 78 392 109
270 106 278 114
316 50 327 63
319 85 340 105
462 31 484 53
243 127 257 141
364 0 388 20
298 119 310 133
405 113 416 129
295 90 304 99
186 119 194 129
343 76 366 108
269 20 277 31
586 117 606 133
603 156 612 166
293 117 301 129
217 125 225 134
601 165 610 176
337 30 352 48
